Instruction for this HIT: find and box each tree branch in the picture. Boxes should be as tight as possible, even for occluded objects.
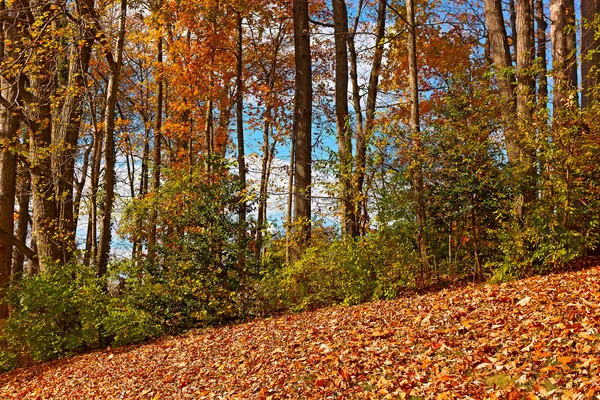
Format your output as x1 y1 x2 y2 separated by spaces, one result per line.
0 226 38 270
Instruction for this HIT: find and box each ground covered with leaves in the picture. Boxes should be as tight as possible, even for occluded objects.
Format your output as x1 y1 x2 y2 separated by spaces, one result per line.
2 267 600 399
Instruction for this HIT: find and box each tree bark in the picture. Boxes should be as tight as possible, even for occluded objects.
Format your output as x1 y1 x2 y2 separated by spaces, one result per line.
235 13 247 269
355 0 386 235
52 0 95 264
516 0 537 202
483 0 518 164
406 0 429 281
291 0 312 262
332 0 356 237
147 31 163 263
581 0 600 108
97 0 127 277
550 0 577 112
535 0 548 109
0 6 19 317
12 160 30 279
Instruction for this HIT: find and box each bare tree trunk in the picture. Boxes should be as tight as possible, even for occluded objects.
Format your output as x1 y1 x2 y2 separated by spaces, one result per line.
97 0 127 277
11 160 30 279
53 0 95 264
235 13 247 270
291 0 312 262
0 10 19 316
516 0 537 202
581 0 600 108
147 31 163 263
257 116 271 258
510 0 518 61
332 0 356 238
550 0 578 112
483 0 518 164
285 130 295 265
535 0 548 108
84 98 103 267
406 0 429 282
355 0 386 235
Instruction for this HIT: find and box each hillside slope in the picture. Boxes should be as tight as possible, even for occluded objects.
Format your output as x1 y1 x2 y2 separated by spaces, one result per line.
1 267 600 399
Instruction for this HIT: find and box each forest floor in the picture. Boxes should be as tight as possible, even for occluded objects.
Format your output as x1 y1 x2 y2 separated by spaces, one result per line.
1 267 600 399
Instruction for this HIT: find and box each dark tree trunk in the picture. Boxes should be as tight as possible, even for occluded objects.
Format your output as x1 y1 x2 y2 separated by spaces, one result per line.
406 0 429 281
581 0 600 108
291 0 312 262
97 0 127 277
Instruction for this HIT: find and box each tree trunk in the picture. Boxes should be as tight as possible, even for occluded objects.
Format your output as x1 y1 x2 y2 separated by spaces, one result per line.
332 0 356 238
535 0 548 108
0 15 19 317
355 0 386 235
406 0 429 281
11 160 30 279
291 0 312 262
147 31 163 263
550 0 578 112
581 0 600 108
483 0 518 164
257 116 271 259
235 13 247 270
516 0 537 202
96 0 127 277
52 0 95 264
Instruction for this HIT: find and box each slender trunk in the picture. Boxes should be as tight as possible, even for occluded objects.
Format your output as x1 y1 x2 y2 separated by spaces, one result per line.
550 0 577 112
12 161 30 279
204 98 213 174
84 98 103 267
147 33 163 263
516 0 537 202
483 0 518 163
257 114 272 258
355 0 386 235
470 195 482 281
53 0 94 264
73 137 93 236
510 0 517 61
286 131 295 265
235 13 247 269
96 0 127 277
406 0 429 281
291 0 312 262
535 0 548 109
581 0 600 108
332 0 356 237
0 12 19 317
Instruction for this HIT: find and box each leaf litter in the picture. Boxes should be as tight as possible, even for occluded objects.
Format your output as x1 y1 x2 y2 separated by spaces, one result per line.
2 266 600 399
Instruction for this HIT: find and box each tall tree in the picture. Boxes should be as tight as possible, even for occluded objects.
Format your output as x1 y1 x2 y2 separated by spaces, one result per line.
581 0 600 108
535 0 548 108
550 0 577 111
147 0 164 263
235 12 247 268
0 0 20 318
97 0 128 277
332 0 355 237
483 0 518 164
405 0 429 280
291 0 312 261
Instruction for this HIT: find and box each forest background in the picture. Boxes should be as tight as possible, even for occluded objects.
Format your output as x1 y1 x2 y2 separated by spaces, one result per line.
0 0 599 370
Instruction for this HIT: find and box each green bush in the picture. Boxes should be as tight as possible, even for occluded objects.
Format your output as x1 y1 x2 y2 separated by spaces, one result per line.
264 233 419 312
1 262 107 366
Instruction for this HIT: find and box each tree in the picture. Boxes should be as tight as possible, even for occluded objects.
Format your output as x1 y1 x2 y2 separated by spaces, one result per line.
291 0 312 261
550 0 577 112
0 0 20 318
581 0 600 108
97 0 128 277
332 0 356 237
405 0 429 280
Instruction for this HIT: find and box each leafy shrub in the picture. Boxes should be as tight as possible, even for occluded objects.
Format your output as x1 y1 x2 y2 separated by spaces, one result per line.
264 233 419 311
1 262 107 365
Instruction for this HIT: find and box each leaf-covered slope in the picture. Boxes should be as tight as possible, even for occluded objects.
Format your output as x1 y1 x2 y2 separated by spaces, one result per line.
2 267 600 399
